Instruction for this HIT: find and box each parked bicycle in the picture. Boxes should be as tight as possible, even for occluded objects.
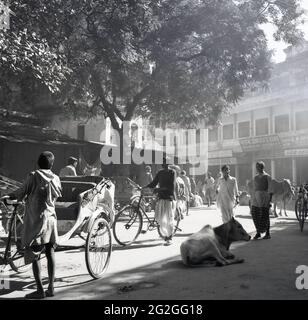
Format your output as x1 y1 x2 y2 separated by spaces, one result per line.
0 198 30 273
113 180 182 246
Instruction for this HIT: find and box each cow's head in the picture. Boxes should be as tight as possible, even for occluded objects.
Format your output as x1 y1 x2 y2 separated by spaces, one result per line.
283 179 295 197
228 218 251 242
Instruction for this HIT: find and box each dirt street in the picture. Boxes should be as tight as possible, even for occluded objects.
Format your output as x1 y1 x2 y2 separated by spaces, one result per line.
1 205 308 300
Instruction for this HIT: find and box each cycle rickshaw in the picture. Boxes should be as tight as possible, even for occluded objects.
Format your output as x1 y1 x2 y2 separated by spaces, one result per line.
0 176 114 279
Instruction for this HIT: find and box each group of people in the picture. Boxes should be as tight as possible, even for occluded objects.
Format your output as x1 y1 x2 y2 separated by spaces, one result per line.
142 161 273 245
0 149 274 299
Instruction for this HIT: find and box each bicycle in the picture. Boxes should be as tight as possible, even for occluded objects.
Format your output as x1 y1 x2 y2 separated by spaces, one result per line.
0 197 31 273
113 182 182 246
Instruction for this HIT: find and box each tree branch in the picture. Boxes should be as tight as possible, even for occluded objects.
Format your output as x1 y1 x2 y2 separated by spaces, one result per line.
125 85 151 121
90 68 120 131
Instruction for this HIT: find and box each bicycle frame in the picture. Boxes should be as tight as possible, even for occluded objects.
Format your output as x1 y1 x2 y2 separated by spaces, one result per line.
0 200 24 266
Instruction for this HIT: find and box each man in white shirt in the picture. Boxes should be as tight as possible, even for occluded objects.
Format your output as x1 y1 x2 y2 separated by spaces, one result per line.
59 157 78 177
216 165 239 223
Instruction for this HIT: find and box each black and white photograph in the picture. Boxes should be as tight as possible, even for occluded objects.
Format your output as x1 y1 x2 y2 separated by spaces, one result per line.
1 0 308 307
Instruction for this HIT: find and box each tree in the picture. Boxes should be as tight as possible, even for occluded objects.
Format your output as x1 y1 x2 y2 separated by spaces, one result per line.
1 0 305 130
0 1 71 110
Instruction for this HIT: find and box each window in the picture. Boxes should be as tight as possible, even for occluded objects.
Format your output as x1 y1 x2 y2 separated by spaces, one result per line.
275 114 289 133
296 110 308 131
223 124 233 140
77 124 85 140
238 121 250 138
209 127 218 142
255 118 269 136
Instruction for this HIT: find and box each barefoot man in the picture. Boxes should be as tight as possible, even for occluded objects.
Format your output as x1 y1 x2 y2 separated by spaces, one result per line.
216 165 239 223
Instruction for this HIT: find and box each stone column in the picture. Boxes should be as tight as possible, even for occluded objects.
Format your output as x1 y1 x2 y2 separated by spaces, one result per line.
271 159 276 179
252 157 256 179
250 110 255 137
292 158 297 186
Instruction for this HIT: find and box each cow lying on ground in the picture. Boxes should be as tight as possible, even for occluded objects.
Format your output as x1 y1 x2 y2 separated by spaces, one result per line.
180 218 251 267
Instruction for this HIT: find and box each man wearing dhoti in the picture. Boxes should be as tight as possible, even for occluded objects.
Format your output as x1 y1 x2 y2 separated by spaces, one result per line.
216 165 239 223
142 158 176 246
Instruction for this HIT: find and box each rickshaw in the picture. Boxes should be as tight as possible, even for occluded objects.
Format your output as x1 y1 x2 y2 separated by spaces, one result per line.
0 176 114 279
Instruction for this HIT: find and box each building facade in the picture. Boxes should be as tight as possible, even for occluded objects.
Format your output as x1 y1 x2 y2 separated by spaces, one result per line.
208 42 308 189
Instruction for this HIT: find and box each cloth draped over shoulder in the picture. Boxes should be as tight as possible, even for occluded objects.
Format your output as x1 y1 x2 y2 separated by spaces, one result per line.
11 169 62 263
180 175 191 198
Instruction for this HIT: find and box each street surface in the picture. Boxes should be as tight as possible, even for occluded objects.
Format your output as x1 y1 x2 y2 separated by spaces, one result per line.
1 204 308 300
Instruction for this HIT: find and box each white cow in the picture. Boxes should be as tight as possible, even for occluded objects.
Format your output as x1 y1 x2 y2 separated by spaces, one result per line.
180 218 251 267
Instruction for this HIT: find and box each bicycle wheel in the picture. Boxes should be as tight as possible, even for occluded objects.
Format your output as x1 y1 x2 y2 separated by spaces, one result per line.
113 205 143 246
157 208 181 239
85 217 112 279
8 215 31 273
295 199 306 232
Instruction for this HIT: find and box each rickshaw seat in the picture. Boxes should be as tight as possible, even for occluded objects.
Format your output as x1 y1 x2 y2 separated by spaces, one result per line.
58 181 97 202
55 202 79 220
56 181 96 221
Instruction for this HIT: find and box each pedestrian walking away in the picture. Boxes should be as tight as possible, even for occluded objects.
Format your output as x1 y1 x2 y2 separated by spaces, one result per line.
251 161 273 240
8 151 62 299
142 158 176 246
216 165 239 223
204 172 215 207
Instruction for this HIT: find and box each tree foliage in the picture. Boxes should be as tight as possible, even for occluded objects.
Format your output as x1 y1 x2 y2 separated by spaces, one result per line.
0 0 305 128
0 1 71 109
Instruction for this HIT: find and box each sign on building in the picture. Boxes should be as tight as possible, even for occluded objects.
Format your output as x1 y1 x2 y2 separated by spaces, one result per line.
208 150 233 159
239 135 282 152
285 149 308 157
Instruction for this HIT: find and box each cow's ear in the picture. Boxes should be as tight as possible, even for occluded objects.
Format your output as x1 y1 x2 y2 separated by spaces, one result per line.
232 217 235 221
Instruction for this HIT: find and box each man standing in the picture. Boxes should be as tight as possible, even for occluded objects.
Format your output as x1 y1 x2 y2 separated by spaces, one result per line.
169 165 187 217
216 165 239 223
142 158 176 246
250 161 273 240
59 157 78 177
180 170 192 214
2 151 62 299
203 172 215 207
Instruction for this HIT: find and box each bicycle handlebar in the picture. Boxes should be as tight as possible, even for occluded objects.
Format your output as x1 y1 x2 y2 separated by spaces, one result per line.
126 178 142 190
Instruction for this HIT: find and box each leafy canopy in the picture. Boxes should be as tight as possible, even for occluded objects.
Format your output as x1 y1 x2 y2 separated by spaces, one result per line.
0 0 305 128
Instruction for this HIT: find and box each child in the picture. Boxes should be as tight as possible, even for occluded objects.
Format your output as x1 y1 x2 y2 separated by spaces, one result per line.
7 151 62 299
